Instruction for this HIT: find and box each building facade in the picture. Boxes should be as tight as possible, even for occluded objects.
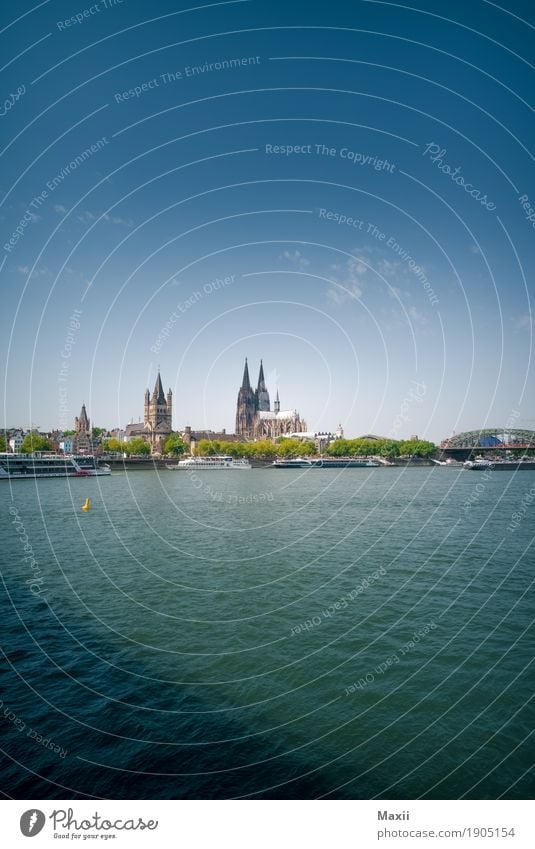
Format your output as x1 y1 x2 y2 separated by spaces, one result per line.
235 359 307 440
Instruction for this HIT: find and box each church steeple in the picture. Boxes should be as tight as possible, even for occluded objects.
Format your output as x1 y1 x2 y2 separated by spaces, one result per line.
75 403 90 434
241 357 251 390
255 359 270 412
152 371 166 404
236 358 256 437
274 389 280 414
144 371 173 450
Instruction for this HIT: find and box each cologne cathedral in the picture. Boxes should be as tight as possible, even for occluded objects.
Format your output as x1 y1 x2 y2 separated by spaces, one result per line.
235 359 307 440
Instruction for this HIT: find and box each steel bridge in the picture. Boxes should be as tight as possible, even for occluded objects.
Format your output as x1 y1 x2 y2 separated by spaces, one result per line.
440 429 535 460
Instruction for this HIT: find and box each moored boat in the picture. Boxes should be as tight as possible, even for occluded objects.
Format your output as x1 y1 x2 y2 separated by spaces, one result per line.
313 457 380 468
271 457 315 468
0 453 111 479
167 455 251 470
431 458 463 467
463 456 494 470
463 456 535 471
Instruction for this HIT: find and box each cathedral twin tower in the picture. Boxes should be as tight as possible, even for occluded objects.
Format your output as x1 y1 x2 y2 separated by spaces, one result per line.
235 359 306 440
137 360 306 450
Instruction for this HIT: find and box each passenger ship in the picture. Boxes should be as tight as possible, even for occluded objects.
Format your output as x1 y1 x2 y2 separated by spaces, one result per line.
167 455 251 470
272 457 380 468
0 453 111 479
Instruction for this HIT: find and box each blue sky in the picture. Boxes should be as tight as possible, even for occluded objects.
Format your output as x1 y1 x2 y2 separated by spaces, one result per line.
1 0 533 441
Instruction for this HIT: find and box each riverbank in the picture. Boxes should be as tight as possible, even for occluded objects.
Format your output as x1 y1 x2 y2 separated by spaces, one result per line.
102 456 437 470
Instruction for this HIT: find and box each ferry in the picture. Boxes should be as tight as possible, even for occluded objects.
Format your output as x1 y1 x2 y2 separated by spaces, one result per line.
463 456 535 471
0 453 111 479
272 457 380 468
167 455 251 470
313 457 380 468
463 456 494 470
431 458 463 467
271 457 316 468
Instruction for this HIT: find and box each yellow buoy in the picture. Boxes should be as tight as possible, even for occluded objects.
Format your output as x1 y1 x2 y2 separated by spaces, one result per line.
81 498 91 512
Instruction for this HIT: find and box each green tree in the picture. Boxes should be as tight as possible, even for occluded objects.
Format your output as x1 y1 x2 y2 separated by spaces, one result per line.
20 434 53 454
91 427 105 438
223 442 249 458
62 430 75 436
276 438 311 458
327 439 350 456
0 433 6 452
102 438 124 453
399 439 436 458
196 439 223 456
164 433 187 455
379 440 400 459
124 438 151 456
297 440 317 456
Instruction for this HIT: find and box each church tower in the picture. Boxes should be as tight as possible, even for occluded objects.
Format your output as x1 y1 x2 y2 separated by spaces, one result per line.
235 358 256 438
143 371 173 451
274 389 280 414
254 360 270 412
75 403 90 434
74 403 91 452
147 371 172 430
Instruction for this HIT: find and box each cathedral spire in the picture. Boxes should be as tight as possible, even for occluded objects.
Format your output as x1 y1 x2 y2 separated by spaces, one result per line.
236 358 256 437
241 357 251 390
255 359 270 412
274 389 280 414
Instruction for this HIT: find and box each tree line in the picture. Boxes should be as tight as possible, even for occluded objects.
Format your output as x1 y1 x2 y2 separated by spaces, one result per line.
2 432 436 459
193 436 436 459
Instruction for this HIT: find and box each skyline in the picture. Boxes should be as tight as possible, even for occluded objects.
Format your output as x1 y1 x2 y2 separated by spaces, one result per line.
1 0 533 442
1 356 530 445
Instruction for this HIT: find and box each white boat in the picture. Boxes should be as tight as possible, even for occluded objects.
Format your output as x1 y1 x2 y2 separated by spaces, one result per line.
271 457 315 468
431 458 463 467
0 453 111 479
312 457 380 468
463 456 494 470
272 457 380 468
167 455 251 470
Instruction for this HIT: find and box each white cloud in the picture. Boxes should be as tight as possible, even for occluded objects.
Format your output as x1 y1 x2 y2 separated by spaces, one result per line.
408 305 427 325
102 212 134 227
326 283 363 305
281 249 310 270
512 313 533 331
77 210 95 223
53 204 67 214
326 254 368 304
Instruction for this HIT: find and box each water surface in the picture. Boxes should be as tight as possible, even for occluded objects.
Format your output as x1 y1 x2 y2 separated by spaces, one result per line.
1 466 533 798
